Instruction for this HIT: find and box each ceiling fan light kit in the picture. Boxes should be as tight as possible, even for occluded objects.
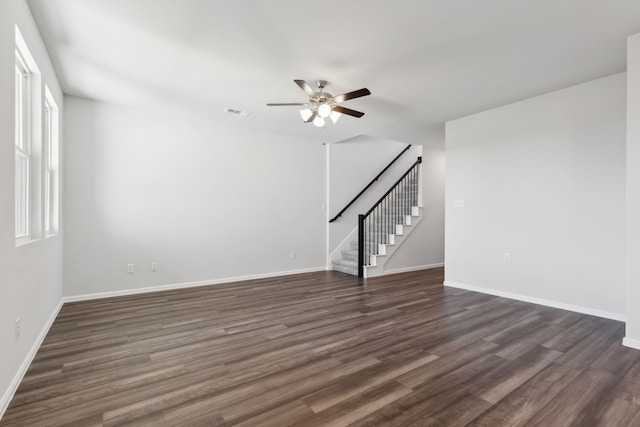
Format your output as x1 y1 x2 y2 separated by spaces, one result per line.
267 79 371 128
300 109 314 121
318 103 332 118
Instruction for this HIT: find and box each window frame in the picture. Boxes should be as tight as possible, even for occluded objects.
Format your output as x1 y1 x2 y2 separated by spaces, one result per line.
15 25 42 247
15 48 31 243
43 86 59 237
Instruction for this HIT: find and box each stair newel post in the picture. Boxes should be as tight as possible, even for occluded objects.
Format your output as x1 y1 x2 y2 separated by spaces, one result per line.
358 214 365 278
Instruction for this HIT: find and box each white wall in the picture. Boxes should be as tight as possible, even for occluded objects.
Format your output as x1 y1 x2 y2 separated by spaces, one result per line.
445 73 626 319
63 97 327 297
626 33 640 345
0 0 64 415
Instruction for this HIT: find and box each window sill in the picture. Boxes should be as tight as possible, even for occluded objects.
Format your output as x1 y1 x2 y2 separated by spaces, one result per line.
16 236 40 247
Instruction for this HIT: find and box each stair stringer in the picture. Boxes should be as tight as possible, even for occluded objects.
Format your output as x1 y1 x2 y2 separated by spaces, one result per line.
364 206 422 278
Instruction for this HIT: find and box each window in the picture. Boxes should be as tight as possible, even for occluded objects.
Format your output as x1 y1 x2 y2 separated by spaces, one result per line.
15 26 41 245
44 87 59 236
15 48 31 240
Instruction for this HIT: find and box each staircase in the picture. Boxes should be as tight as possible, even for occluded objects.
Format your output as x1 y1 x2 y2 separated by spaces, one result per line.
332 241 360 276
332 207 422 277
331 157 422 278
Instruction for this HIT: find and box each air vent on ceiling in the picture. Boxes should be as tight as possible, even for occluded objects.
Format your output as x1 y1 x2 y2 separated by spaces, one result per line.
225 107 250 117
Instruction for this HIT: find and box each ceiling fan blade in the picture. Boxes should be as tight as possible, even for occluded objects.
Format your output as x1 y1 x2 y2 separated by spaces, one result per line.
266 103 309 106
333 88 371 103
294 79 317 97
332 105 365 118
304 111 317 123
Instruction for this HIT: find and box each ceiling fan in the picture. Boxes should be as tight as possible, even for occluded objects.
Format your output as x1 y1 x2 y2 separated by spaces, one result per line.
267 80 371 127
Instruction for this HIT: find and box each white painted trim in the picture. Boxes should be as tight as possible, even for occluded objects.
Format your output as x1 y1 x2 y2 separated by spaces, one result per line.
64 267 327 303
443 281 625 322
623 337 640 350
383 263 444 275
1 299 63 420
325 142 331 269
15 25 41 73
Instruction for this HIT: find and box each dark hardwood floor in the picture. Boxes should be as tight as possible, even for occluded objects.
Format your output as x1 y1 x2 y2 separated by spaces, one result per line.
2 267 639 426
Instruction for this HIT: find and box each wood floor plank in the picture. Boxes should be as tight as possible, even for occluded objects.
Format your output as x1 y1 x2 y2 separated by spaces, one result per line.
396 339 499 389
553 320 623 368
591 339 640 376
477 345 564 404
302 381 413 427
597 397 640 427
467 363 585 427
217 356 382 423
301 353 438 413
350 352 509 426
114 356 346 426
524 367 621 426
230 400 313 427
1 267 639 427
611 358 640 406
493 323 565 360
422 394 493 427
541 315 604 352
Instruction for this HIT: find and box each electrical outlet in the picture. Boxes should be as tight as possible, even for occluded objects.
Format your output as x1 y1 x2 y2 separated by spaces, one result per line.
127 264 134 274
15 318 21 340
503 253 512 263
151 262 158 272
290 251 296 260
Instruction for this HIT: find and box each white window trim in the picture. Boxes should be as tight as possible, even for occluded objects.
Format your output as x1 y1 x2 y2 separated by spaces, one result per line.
15 25 41 247
15 48 31 243
44 86 59 238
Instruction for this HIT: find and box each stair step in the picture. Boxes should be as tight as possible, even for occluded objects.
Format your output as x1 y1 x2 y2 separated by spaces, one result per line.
341 204 419 262
331 259 358 276
341 248 358 262
332 187 421 278
333 258 357 268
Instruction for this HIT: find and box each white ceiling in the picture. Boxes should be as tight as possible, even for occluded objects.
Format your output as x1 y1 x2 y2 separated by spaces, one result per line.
27 0 640 145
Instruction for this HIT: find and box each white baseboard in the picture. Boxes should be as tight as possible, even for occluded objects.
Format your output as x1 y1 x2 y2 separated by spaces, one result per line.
623 337 640 350
384 263 444 275
0 299 64 420
443 280 625 322
63 266 328 303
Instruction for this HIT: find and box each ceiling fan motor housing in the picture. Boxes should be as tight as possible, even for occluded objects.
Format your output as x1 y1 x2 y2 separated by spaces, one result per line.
312 92 333 105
